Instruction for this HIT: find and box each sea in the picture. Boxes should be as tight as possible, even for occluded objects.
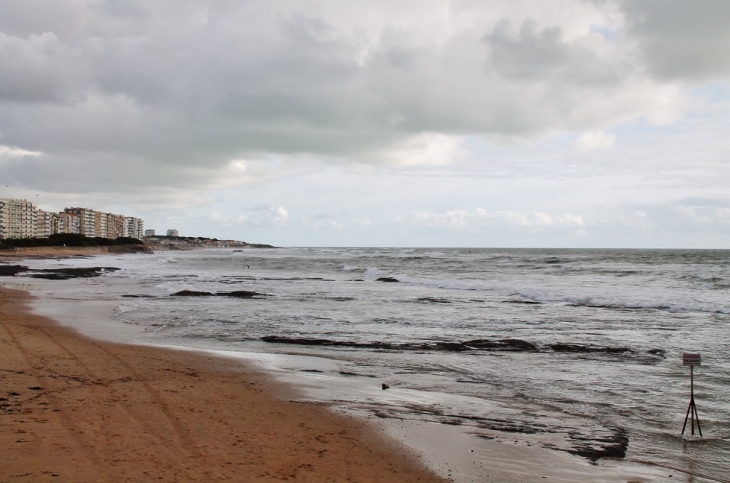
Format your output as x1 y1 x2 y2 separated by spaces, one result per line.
4 247 729 482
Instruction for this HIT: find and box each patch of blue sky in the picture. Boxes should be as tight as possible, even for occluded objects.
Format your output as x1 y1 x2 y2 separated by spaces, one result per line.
588 24 618 41
689 82 730 103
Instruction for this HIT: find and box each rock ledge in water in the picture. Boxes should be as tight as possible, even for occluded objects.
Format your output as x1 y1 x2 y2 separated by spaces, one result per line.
171 290 266 298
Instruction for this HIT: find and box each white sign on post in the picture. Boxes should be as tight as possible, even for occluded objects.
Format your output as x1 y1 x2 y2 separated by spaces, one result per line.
683 353 701 366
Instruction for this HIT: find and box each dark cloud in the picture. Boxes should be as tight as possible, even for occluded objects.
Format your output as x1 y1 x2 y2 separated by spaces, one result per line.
620 0 730 81
483 19 624 85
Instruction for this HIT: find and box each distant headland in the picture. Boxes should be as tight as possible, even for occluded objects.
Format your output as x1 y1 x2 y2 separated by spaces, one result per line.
144 234 275 250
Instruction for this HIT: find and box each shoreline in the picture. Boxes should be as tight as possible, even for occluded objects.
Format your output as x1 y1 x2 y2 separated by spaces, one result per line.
0 246 149 259
0 286 444 482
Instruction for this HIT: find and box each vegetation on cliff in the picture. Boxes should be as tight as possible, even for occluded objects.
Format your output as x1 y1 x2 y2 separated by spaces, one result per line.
0 234 144 250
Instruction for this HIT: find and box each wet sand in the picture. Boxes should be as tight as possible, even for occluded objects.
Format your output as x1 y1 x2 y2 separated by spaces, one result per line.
0 286 444 482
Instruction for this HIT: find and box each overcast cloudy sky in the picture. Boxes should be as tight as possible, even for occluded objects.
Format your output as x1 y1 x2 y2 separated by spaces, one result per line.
1 0 729 247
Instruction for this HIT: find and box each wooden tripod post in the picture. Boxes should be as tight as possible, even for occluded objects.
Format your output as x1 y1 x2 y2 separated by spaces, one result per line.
681 353 702 437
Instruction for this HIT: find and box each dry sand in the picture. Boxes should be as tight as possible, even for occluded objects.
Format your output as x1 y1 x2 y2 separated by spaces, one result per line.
0 286 444 482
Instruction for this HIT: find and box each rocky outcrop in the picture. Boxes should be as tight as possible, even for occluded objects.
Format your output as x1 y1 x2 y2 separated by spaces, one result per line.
28 267 121 280
549 343 631 354
0 265 121 279
171 290 267 298
171 290 215 297
0 265 28 276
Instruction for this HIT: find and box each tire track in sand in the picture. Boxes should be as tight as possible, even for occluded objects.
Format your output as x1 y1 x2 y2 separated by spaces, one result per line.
32 325 212 480
1 309 212 482
0 317 112 482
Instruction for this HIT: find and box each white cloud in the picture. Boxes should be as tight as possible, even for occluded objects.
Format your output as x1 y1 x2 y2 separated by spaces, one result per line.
210 204 289 227
574 131 616 151
401 208 584 229
380 133 465 166
0 144 41 157
675 204 730 225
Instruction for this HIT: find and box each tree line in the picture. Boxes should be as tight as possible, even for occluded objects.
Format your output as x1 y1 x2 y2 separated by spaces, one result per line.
0 233 144 250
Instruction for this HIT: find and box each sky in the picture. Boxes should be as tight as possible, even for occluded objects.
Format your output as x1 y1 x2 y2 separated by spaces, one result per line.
1 0 729 248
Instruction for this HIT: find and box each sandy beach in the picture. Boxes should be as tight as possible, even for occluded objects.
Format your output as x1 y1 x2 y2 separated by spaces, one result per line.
0 286 444 482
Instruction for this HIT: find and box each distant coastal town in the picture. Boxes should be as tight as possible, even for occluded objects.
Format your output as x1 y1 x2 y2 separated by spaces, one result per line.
0 197 143 240
0 197 273 249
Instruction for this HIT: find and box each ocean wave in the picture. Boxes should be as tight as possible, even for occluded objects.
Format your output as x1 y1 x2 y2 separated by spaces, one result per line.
564 298 730 314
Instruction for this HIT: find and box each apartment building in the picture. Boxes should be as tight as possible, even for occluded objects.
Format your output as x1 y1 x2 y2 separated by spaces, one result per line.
106 213 126 239
35 210 55 238
0 198 145 240
64 208 96 237
124 217 144 239
0 198 37 239
94 211 108 238
56 211 80 234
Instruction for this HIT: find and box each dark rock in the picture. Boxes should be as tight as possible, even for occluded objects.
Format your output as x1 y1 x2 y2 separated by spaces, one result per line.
382 383 390 390
261 336 537 353
28 386 42 391
429 342 471 352
464 339 539 352
215 290 266 298
0 265 28 276
28 267 120 280
261 336 348 347
376 277 399 282
567 427 629 461
416 297 452 304
550 343 632 354
338 371 376 378
171 290 215 297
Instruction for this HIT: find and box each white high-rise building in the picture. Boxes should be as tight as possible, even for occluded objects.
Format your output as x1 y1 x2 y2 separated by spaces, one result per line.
64 208 96 237
0 198 37 239
0 198 145 240
35 209 56 238
166 229 179 237
124 217 144 239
